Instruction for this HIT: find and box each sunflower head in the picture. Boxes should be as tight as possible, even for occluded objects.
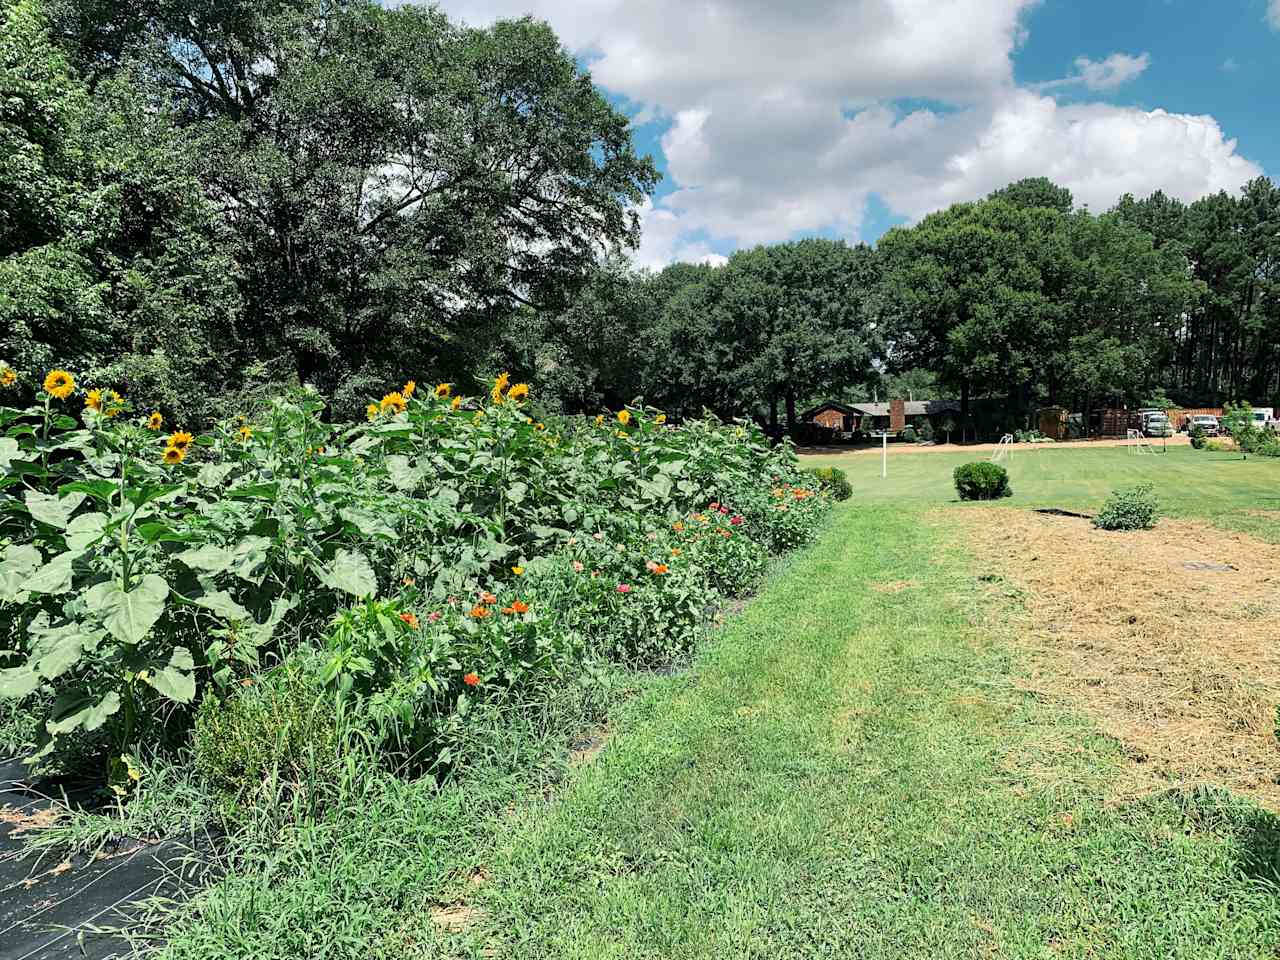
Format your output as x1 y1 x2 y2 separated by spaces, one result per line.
238 424 253 442
104 390 123 417
147 412 163 430
435 382 451 398
43 369 75 399
490 371 510 404
617 409 632 426
167 430 194 451
162 445 186 465
403 380 416 398
379 391 407 416
366 402 379 422
656 413 667 424
507 383 529 402
595 414 605 426
85 388 104 412
0 367 16 388
450 395 462 410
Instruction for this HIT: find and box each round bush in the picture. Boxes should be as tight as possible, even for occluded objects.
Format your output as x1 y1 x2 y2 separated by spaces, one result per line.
1093 483 1159 531
805 466 852 501
953 462 1011 501
194 654 345 797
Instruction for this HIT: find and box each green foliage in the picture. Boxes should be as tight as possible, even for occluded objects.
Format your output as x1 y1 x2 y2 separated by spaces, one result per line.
806 466 852 501
1093 483 1159 531
1189 424 1207 449
952 462 1011 501
193 654 345 798
1221 401 1261 458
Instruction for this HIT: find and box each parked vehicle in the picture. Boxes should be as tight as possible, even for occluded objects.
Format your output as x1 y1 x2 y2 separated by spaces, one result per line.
1144 414 1173 438
1186 414 1220 436
1250 408 1278 432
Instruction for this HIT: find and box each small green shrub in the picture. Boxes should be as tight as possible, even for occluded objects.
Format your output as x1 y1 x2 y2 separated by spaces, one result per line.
901 424 917 442
194 655 345 797
1093 483 1159 531
917 420 934 443
1204 438 1233 452
1189 425 1206 449
806 466 852 501
953 462 1011 501
1255 437 1280 458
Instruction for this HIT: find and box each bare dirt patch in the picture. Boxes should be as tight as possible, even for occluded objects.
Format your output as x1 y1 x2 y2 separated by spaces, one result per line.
960 509 1280 808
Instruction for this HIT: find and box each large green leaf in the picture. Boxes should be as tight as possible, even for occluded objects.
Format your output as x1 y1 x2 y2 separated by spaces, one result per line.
385 454 420 491
26 551 76 595
339 507 397 540
64 512 107 551
0 666 40 699
84 575 169 645
24 490 86 529
145 647 196 703
196 463 237 487
193 589 250 621
0 437 23 471
176 544 234 574
0 544 42 602
47 689 121 735
231 535 271 584
29 615 102 678
60 478 118 502
317 548 377 597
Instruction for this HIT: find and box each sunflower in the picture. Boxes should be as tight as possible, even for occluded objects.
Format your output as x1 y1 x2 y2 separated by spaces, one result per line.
167 430 194 451
147 412 164 430
104 390 123 416
84 388 104 412
435 382 451 399
366 403 379 422
238 424 253 442
656 413 667 424
535 422 545 431
595 414 605 426
43 369 75 399
0 367 16 388
379 391 407 415
403 380 416 399
490 371 510 404
617 409 631 426
451 396 462 410
162 445 186 465
507 382 529 402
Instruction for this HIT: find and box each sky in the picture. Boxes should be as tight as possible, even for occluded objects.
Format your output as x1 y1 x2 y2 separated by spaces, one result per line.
436 0 1279 268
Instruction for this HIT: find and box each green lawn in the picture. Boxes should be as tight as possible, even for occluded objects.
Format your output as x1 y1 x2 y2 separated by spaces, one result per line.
802 445 1280 540
452 486 1280 958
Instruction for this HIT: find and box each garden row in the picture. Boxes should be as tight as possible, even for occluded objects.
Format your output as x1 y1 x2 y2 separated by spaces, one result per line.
0 368 836 793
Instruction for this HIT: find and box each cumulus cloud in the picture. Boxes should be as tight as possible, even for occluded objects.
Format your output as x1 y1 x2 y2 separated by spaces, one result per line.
437 0 1261 263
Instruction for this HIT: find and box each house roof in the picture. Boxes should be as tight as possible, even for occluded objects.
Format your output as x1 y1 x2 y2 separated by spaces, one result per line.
802 399 961 420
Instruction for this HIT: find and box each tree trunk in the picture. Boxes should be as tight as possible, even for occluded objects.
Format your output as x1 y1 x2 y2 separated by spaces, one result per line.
784 388 797 436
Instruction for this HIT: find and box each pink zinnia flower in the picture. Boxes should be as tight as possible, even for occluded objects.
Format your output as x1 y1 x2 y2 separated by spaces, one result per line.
572 560 584 573
616 583 632 594
730 515 744 526
427 611 442 623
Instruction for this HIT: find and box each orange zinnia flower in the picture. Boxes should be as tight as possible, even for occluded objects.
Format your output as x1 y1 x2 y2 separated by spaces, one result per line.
469 605 491 619
399 611 420 630
503 600 529 614
479 590 497 605
463 672 480 686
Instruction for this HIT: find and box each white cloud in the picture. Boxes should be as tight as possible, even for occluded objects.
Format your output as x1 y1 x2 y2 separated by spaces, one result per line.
437 0 1261 263
1268 0 1280 30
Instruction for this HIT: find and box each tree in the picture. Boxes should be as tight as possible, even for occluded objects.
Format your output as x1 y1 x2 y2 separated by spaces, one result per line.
988 177 1074 215
53 0 660 413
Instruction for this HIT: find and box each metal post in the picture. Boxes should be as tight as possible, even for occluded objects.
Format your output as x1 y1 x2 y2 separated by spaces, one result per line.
882 432 887 479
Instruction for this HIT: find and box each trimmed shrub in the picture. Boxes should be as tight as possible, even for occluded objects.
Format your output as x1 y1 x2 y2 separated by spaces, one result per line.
194 655 345 797
1189 425 1207 449
805 466 852 501
953 462 1011 501
901 424 917 443
1094 483 1159 531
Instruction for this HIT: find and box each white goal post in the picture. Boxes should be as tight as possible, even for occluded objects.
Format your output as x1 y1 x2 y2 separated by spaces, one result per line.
1127 428 1154 454
991 434 1014 463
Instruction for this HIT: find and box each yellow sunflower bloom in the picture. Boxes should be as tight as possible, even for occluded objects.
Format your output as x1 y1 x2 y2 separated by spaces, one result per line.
147 411 163 430
238 425 253 442
366 403 379 421
535 422 545 431
166 430 194 451
403 380 416 398
507 382 529 402
617 410 631 426
104 390 123 417
1 366 18 387
84 388 104 412
43 369 75 399
595 414 605 426
162 445 186 465
512 565 524 576
656 413 667 424
379 391 407 415
435 382 451 398
451 396 462 410
490 371 510 404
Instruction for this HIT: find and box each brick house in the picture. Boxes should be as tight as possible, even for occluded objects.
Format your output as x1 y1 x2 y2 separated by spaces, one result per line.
801 399 961 437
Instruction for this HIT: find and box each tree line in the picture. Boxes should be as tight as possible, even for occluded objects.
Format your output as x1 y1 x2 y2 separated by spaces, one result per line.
3 0 1277 432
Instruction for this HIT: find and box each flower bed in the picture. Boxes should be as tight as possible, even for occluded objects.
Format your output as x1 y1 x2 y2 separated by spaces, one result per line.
0 367 831 786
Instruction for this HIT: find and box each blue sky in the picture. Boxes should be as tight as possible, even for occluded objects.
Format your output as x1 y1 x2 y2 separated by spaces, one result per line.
446 0 1274 263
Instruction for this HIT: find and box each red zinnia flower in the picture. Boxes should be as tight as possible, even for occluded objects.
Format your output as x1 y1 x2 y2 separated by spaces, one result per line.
730 515 743 526
616 583 632 594
399 611 420 629
463 672 480 687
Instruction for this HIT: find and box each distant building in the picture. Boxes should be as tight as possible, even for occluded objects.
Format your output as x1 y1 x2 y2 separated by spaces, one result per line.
801 399 961 436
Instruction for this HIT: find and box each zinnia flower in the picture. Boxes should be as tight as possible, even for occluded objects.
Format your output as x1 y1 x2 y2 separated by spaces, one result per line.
730 515 744 526
435 382 451 398
162 446 186 465
709 502 720 510
463 672 480 687
654 564 669 575
403 380 416 398
480 590 497 605
502 600 529 615
380 391 407 415
0 367 16 387
427 611 441 623
469 605 491 619
147 412 163 430
720 529 732 538
512 565 524 576
238 425 253 442
167 430 194 451
572 560 584 573
616 583 632 594
43 369 75 399
673 521 685 532
617 409 631 425
399 611 420 630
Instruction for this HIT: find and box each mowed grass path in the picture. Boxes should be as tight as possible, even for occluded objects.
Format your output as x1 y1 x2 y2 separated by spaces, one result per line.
462 500 1280 959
